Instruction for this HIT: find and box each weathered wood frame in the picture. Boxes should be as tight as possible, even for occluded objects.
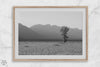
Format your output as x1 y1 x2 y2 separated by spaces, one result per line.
13 6 88 61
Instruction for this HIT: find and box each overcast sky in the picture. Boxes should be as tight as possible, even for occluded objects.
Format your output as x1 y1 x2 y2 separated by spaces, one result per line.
15 8 83 29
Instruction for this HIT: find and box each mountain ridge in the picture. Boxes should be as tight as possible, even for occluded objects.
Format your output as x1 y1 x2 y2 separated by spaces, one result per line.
19 23 82 41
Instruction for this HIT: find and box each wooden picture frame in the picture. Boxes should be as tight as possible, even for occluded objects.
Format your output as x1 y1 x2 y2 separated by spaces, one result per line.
13 6 88 61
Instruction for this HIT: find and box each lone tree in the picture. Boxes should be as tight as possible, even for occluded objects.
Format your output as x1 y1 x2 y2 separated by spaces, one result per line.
60 26 69 43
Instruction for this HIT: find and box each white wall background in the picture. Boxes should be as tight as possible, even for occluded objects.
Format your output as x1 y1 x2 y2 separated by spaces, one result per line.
0 0 100 67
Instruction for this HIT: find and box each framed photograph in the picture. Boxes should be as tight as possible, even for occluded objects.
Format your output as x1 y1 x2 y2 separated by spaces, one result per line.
13 6 88 61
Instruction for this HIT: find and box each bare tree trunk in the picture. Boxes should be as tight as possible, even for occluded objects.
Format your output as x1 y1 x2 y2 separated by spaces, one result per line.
63 35 68 43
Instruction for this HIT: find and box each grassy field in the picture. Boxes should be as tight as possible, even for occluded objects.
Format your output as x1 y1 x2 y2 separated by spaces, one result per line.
19 41 82 55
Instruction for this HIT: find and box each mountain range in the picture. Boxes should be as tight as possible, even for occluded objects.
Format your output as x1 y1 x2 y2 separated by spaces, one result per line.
19 23 82 41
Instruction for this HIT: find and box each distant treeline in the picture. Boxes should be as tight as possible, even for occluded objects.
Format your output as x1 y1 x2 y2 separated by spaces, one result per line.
19 39 82 41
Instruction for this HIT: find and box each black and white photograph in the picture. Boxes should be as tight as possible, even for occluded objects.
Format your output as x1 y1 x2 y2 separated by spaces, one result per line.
13 6 88 61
